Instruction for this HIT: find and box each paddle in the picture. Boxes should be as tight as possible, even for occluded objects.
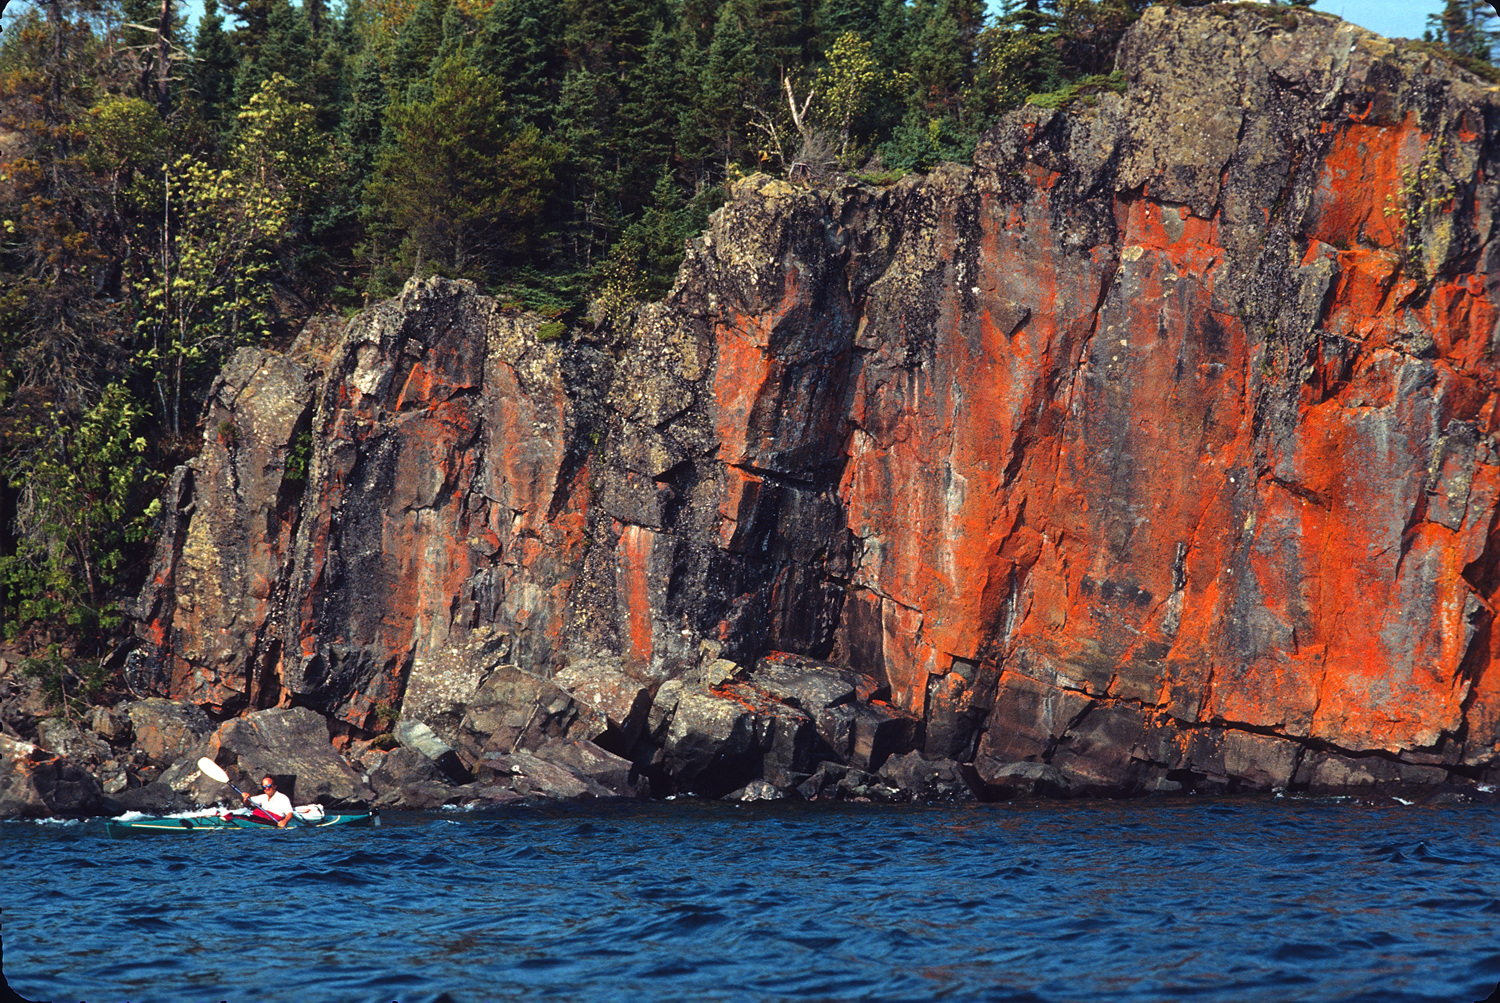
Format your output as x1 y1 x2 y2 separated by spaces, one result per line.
197 757 286 826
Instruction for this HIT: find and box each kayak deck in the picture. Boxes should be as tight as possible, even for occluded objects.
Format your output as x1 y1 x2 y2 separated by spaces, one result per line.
105 811 378 837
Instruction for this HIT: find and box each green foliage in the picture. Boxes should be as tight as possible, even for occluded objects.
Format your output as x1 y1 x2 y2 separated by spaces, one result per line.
610 171 720 301
536 321 567 342
812 31 901 166
83 95 168 209
1383 139 1454 280
855 168 906 186
974 0 1142 118
880 113 976 171
284 429 313 482
19 648 112 716
1025 70 1126 109
188 0 241 130
1424 0 1500 65
365 53 563 281
135 73 333 435
0 383 162 639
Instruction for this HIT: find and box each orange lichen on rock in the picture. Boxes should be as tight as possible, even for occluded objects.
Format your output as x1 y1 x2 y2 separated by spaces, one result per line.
129 7 1500 798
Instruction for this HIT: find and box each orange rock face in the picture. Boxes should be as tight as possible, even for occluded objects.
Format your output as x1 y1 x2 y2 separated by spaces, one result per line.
132 6 1500 796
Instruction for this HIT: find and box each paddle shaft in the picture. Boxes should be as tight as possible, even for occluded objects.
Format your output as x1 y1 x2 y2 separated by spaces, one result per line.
199 759 290 824
234 785 291 824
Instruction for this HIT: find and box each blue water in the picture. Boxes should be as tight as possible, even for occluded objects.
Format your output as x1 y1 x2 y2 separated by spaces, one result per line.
4 797 1500 1003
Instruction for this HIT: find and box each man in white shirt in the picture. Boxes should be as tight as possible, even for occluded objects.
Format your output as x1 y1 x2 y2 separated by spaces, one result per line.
242 775 294 828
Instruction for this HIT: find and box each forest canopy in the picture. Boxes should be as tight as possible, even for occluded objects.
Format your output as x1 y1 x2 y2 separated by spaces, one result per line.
0 0 1494 667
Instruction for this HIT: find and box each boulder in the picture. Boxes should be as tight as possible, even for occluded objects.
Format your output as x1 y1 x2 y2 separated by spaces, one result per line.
101 781 188 816
90 705 132 746
969 761 1071 800
0 655 48 741
125 698 214 768
35 717 111 764
0 735 103 818
474 749 619 799
364 747 517 810
164 707 373 809
656 688 771 796
646 657 919 795
394 719 473 783
745 653 869 761
848 702 919 774
533 738 640 797
370 746 447 792
727 779 786 801
453 665 610 766
876 752 972 802
1294 750 1450 795
795 761 902 802
552 659 653 748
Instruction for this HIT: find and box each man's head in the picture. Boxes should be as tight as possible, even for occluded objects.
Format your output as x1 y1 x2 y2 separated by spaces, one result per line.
261 776 276 793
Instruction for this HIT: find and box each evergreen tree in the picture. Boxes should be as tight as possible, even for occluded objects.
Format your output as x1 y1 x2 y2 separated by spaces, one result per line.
230 0 312 112
471 0 564 131
903 0 983 123
385 0 448 95
305 26 350 132
555 64 620 264
1426 0 1500 64
221 0 278 57
186 0 239 130
817 0 883 47
340 47 388 182
694 0 765 167
617 18 680 203
365 53 563 280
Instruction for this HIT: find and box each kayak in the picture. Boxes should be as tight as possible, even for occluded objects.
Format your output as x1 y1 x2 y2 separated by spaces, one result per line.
105 810 378 838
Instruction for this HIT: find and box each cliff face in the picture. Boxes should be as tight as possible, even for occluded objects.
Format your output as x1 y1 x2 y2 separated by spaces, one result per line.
127 5 1500 797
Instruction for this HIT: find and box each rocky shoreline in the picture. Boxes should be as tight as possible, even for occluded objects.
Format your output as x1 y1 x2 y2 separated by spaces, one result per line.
0 650 976 818
4 650 1491 821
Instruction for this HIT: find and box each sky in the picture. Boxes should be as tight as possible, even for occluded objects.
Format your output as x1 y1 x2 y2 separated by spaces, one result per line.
1307 0 1448 40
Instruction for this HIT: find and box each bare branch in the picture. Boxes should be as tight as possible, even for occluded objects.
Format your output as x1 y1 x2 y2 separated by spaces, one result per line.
783 74 814 141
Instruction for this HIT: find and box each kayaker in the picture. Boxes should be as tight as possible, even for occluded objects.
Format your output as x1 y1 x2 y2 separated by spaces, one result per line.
241 775 294 828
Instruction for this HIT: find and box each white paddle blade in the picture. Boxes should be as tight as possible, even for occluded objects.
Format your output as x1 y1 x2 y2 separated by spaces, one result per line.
197 757 230 783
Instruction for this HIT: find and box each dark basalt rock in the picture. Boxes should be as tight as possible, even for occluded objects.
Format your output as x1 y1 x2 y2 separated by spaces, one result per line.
876 752 972 802
102 781 188 816
15 4 1495 817
160 707 374 810
125 698 214 769
0 736 104 819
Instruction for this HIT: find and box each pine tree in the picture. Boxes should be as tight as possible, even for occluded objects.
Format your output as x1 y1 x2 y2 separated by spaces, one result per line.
186 0 239 129
385 0 448 96
365 53 563 280
471 0 564 131
340 48 388 183
230 0 313 112
617 19 680 205
1426 0 1500 64
695 0 764 168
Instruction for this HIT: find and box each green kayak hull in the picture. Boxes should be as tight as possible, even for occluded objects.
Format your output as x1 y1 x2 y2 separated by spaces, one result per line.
105 811 378 837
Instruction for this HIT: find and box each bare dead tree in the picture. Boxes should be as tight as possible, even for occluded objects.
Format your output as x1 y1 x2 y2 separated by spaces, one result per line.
123 0 189 115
